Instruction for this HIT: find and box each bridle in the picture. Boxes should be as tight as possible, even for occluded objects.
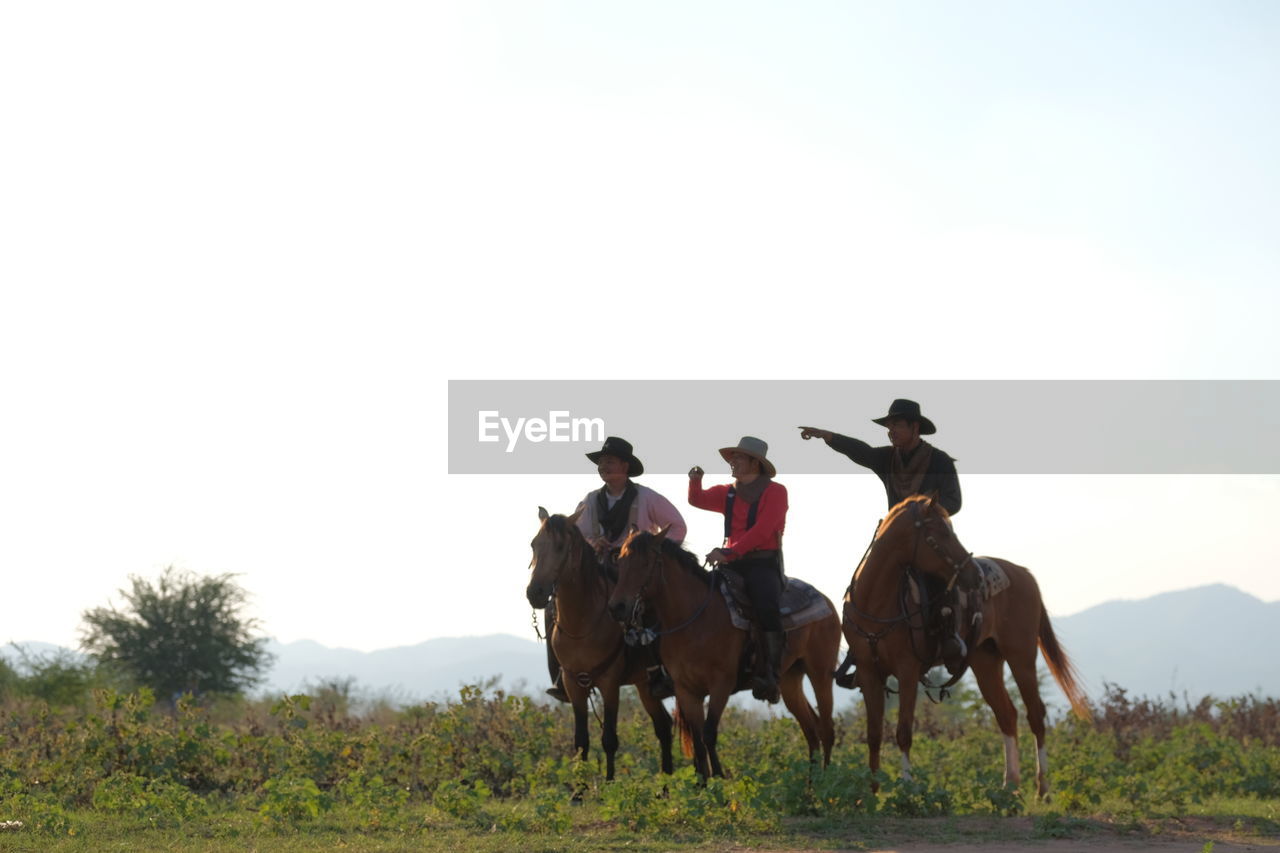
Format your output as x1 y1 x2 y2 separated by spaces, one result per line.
617 539 713 645
530 524 611 641
845 500 975 689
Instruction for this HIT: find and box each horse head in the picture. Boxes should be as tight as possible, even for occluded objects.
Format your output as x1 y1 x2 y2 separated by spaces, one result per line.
607 525 669 623
879 494 976 588
526 505 585 609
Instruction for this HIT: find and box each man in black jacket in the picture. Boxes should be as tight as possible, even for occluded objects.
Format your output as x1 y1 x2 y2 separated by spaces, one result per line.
799 399 968 675
799 398 961 515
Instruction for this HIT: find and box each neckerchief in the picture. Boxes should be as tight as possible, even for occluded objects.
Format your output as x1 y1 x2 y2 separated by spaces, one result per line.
596 482 638 543
889 441 934 503
732 475 773 508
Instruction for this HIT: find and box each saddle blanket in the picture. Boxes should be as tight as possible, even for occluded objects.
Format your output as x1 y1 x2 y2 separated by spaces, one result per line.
974 556 1010 600
717 573 834 633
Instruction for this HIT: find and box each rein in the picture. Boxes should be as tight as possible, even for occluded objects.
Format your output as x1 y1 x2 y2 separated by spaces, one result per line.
538 526 629 690
549 530 616 641
622 546 715 644
847 501 977 693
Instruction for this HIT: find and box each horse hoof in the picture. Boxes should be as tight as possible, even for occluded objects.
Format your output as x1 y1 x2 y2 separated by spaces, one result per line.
835 671 858 690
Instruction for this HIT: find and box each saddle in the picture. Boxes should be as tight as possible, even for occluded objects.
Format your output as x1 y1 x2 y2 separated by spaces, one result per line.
715 571 834 633
904 557 1011 659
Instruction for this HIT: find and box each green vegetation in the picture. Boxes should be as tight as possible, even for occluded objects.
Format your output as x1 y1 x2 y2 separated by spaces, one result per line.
0 670 1276 850
79 567 272 700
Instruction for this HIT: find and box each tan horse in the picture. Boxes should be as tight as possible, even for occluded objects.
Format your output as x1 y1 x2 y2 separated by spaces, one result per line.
608 527 840 778
842 494 1090 798
526 508 674 780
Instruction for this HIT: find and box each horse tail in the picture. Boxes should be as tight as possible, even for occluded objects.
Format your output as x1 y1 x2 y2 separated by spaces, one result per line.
672 700 694 759
1038 607 1091 720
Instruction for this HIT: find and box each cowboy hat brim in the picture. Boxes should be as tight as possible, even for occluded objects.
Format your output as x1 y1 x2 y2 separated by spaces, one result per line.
871 414 936 435
718 446 777 478
586 449 644 476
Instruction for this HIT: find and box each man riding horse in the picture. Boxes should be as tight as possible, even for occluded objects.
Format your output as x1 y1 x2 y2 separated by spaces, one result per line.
688 436 788 703
545 436 686 702
799 399 971 675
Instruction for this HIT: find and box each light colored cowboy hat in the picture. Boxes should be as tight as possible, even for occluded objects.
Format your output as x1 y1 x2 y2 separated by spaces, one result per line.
718 436 776 478
871 399 937 435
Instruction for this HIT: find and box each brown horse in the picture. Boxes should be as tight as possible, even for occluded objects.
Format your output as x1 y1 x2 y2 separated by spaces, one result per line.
526 508 674 780
608 527 841 778
841 494 1090 798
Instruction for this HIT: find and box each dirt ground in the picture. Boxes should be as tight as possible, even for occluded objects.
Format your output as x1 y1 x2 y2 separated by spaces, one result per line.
732 815 1280 853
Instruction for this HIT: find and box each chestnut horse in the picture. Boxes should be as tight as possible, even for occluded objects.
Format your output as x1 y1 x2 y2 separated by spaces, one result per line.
526 508 674 780
842 495 1090 797
608 527 840 778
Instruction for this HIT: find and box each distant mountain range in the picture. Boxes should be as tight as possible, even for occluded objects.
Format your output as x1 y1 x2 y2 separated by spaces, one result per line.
6 584 1276 708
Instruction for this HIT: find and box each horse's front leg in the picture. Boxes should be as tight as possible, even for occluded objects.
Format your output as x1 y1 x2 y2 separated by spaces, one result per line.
675 685 711 778
565 679 591 798
859 667 886 791
600 681 620 782
704 685 733 778
895 669 920 781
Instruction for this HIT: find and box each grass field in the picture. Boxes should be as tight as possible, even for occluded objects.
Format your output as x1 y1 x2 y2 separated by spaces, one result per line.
0 679 1277 850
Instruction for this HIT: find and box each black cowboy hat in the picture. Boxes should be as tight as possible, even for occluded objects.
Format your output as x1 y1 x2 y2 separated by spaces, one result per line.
871 399 937 435
586 436 644 476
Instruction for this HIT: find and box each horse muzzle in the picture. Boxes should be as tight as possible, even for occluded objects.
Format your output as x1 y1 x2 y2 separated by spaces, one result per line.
526 584 551 609
607 599 629 623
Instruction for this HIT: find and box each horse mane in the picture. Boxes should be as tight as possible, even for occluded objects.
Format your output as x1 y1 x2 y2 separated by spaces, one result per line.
542 513 579 538
625 531 711 586
876 494 949 538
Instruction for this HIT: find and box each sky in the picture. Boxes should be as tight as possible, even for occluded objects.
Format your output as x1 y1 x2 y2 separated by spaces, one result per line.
1 2 1278 654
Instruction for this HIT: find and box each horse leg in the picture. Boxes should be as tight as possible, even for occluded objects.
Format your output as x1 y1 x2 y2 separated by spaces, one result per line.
970 643 1022 790
704 687 732 779
803 653 836 766
860 669 887 790
676 686 710 778
1008 653 1049 797
566 683 591 801
635 682 674 775
894 671 920 781
779 665 821 763
600 683 620 782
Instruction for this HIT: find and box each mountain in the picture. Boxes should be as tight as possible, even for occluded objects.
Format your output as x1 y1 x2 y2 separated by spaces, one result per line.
1050 583 1280 703
6 585 1276 708
260 634 549 703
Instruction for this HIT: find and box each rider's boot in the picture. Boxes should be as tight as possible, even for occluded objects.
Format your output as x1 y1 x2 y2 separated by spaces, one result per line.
544 615 570 702
940 590 970 676
834 648 859 690
751 631 785 704
545 671 570 703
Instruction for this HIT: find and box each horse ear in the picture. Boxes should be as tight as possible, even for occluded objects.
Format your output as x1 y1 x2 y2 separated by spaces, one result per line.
567 505 584 526
538 506 549 521
654 524 671 545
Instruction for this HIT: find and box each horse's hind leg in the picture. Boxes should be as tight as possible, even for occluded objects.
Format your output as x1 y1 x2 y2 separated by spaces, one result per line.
970 643 1022 790
779 666 821 762
635 682 674 775
1008 653 1049 797
802 653 836 765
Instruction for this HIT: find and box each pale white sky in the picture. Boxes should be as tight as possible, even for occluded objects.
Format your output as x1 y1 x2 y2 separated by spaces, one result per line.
1 2 1277 652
